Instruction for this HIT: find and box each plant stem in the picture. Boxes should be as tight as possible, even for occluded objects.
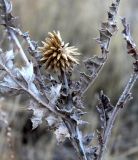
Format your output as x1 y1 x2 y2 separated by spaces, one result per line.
9 29 30 66
61 70 87 160
82 0 121 95
97 72 138 160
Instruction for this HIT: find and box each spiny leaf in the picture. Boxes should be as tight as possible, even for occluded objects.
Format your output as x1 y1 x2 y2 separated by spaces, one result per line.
54 124 70 143
45 114 58 127
28 100 44 129
47 83 62 105
0 75 20 94
19 62 34 83
121 17 138 72
97 91 114 130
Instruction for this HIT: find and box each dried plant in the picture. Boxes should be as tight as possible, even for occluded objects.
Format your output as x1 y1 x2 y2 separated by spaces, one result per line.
0 0 137 160
39 31 79 73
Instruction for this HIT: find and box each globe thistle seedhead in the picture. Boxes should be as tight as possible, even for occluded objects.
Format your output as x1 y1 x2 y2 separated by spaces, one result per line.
39 31 80 73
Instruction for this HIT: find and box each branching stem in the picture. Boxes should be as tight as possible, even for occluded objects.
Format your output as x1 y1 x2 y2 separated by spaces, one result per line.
61 70 87 160
97 72 138 160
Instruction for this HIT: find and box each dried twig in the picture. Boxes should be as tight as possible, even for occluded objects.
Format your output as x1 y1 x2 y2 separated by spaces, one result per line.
81 0 120 94
96 18 138 160
9 30 30 66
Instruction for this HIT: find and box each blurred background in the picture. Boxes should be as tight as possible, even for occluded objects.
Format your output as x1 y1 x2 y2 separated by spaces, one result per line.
0 0 138 159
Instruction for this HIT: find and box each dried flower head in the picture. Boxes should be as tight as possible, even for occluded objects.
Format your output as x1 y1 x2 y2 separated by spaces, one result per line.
39 31 80 72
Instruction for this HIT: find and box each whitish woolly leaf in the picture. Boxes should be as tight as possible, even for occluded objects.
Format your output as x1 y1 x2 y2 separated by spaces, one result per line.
46 115 58 127
5 50 14 61
47 84 62 105
3 0 13 14
31 108 43 129
0 75 19 93
29 83 40 96
5 50 14 69
29 101 44 129
0 50 14 69
54 124 70 143
19 62 34 83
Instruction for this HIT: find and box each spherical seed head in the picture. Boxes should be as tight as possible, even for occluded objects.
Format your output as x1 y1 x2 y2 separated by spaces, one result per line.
39 31 80 72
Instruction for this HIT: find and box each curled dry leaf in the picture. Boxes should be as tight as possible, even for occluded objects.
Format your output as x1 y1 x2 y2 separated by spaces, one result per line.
19 62 35 84
121 17 138 72
54 124 70 143
28 100 45 129
45 114 58 127
97 91 114 130
0 75 20 94
80 0 119 94
46 83 62 105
